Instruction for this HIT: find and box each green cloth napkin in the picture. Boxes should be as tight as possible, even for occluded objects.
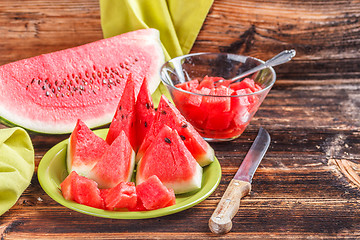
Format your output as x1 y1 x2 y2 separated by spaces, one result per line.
100 0 214 105
0 127 34 216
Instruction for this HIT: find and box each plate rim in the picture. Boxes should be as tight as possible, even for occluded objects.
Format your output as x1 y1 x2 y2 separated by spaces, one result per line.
37 128 222 219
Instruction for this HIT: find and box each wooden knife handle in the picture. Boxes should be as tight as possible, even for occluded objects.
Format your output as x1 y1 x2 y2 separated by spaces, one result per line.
209 179 251 234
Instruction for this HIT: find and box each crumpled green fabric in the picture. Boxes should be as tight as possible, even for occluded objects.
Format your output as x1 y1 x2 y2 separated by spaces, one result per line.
0 127 34 216
99 0 214 105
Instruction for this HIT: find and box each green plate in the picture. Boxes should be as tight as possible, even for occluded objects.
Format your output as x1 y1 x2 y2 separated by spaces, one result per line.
38 128 222 219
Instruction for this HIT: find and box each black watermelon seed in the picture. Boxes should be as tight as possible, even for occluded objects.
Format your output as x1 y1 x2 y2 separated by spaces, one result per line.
48 83 52 88
45 91 50 96
31 79 35 84
52 88 55 93
146 103 150 109
55 80 58 86
119 106 122 110
164 137 171 144
26 85 29 89
42 85 46 90
121 114 124 119
45 79 48 84
38 80 41 85
144 121 147 127
180 135 186 140
161 110 167 115
181 124 188 128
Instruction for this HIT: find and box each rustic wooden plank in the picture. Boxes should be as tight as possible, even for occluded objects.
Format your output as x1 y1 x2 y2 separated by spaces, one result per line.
0 0 360 239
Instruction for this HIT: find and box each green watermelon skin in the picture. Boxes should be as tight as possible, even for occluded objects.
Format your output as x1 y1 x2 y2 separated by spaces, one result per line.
0 29 164 134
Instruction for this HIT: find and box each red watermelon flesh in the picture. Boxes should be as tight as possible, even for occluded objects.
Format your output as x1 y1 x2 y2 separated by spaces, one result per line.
67 119 108 177
136 95 214 167
103 182 137 210
60 171 104 209
106 75 136 148
0 29 164 134
87 131 135 189
136 125 203 194
135 175 176 210
134 77 155 152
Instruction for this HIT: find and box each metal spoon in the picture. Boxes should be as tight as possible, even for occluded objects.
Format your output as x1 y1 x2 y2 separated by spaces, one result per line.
216 49 296 85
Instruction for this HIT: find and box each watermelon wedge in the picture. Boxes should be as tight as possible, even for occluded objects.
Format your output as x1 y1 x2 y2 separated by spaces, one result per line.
136 95 215 167
106 75 136 148
134 77 155 152
67 119 108 177
0 29 164 134
87 131 135 189
136 125 203 194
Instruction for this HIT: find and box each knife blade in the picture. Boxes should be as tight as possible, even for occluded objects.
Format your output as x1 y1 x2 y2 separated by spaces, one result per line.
209 127 271 235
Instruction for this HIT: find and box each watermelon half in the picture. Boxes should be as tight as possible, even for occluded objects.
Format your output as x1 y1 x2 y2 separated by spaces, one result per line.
0 29 164 134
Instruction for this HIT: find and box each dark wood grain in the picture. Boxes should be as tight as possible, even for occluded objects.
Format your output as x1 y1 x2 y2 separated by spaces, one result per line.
1 0 360 239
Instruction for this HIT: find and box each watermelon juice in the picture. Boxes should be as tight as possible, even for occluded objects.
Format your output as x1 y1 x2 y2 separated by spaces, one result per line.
160 52 276 141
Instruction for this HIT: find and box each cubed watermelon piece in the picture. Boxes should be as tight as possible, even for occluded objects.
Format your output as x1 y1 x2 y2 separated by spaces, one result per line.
87 131 135 189
106 75 136 149
135 175 176 210
60 171 104 209
103 182 137 210
175 79 199 91
230 78 257 92
67 119 108 177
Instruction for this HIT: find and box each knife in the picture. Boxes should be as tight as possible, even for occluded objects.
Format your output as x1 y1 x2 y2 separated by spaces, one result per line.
209 127 271 234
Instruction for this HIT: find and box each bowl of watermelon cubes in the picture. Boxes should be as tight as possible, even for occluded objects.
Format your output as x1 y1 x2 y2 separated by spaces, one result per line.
160 52 276 141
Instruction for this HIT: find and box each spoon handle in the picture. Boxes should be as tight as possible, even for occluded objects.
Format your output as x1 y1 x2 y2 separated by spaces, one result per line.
229 49 296 83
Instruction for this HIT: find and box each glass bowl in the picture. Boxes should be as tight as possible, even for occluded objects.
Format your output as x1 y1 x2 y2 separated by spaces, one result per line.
160 52 276 142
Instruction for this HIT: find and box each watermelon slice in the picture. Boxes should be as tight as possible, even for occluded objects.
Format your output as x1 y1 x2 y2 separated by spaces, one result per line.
106 75 136 148
87 131 135 189
135 175 176 210
102 182 137 210
136 95 215 167
60 171 104 209
0 29 164 134
136 125 203 194
134 77 156 152
67 119 108 177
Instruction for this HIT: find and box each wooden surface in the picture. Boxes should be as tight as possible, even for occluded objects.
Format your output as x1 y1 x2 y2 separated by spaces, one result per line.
1 0 360 239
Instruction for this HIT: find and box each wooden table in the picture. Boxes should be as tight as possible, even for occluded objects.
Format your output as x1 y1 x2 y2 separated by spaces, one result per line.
1 0 359 239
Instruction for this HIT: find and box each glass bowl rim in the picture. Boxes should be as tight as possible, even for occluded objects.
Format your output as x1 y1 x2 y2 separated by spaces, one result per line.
160 52 277 98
